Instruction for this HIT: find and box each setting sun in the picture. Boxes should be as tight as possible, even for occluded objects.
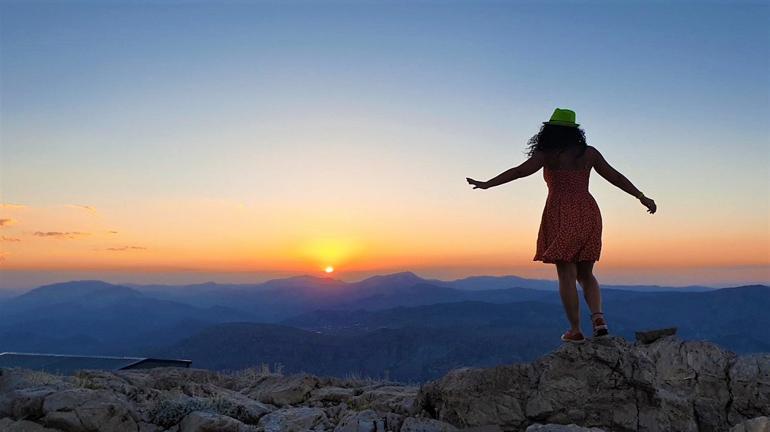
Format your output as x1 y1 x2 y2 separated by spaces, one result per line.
325 266 334 274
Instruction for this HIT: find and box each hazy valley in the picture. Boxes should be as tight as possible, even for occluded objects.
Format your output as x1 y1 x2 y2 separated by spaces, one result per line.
0 272 768 382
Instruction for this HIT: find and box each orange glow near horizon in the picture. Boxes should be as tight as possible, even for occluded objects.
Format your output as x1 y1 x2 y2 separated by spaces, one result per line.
0 197 768 286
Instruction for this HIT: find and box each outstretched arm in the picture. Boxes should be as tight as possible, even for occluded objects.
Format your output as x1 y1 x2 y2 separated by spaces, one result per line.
467 151 545 190
592 146 657 214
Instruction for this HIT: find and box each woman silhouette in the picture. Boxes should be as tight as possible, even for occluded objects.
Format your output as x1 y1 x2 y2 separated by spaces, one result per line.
466 108 657 343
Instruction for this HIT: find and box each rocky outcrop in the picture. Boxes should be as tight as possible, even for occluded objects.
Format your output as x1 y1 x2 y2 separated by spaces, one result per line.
730 416 770 432
0 335 767 432
416 336 770 432
0 367 428 432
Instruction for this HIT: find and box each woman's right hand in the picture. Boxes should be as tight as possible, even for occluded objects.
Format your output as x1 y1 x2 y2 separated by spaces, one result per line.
640 196 657 214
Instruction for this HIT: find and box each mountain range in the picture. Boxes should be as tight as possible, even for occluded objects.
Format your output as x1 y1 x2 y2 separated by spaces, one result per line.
0 272 766 381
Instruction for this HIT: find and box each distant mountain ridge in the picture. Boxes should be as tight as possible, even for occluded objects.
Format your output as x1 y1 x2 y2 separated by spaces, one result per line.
113 271 717 321
125 271 717 295
0 274 765 382
0 280 256 356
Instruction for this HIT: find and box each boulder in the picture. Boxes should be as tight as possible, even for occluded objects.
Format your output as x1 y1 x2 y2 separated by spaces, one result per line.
418 362 533 430
334 409 385 432
350 385 419 416
41 388 139 432
728 355 770 425
257 406 331 432
179 411 257 432
400 417 457 431
731 417 770 432
526 425 606 432
0 418 63 432
416 336 770 432
244 374 320 406
310 386 357 404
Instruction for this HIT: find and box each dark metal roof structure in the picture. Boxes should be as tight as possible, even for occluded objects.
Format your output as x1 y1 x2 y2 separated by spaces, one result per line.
0 352 191 375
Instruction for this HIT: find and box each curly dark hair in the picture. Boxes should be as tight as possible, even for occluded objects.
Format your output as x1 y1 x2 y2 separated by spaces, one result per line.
525 124 588 158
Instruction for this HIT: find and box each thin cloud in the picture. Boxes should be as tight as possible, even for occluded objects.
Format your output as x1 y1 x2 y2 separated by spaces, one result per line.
1 236 21 242
106 230 119 234
0 218 16 227
0 203 26 209
67 204 97 214
33 231 89 239
103 245 147 251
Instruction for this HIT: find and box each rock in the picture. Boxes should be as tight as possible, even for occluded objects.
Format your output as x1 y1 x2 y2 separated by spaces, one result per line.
148 393 273 427
179 410 257 432
400 417 457 431
257 406 331 432
349 385 419 416
641 337 737 431
416 336 770 432
206 390 274 424
310 386 356 404
728 355 770 425
41 388 139 432
731 417 770 432
635 327 677 344
0 418 63 432
334 409 385 432
418 362 533 430
244 374 320 406
7 388 55 420
138 422 165 432
457 427 503 432
526 424 606 432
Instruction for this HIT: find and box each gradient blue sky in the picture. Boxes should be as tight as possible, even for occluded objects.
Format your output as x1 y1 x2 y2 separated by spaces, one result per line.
1 0 768 289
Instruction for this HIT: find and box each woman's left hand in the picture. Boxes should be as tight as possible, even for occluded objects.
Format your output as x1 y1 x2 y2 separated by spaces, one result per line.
466 178 489 190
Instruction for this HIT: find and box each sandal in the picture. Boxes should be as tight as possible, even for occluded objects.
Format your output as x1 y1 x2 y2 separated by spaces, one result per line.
561 329 586 343
591 312 609 338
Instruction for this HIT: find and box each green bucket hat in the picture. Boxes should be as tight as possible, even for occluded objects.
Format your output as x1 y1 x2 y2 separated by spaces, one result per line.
544 108 579 127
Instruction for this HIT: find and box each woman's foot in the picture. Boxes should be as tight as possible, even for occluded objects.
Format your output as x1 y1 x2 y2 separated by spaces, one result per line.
592 312 609 337
560 328 586 343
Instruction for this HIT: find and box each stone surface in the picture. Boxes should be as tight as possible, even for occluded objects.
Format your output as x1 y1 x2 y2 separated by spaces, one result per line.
526 425 606 432
0 418 63 432
310 386 357 404
334 409 385 432
416 336 770 432
400 417 458 431
244 373 320 406
256 406 331 432
41 388 139 432
179 410 257 432
731 417 770 432
349 385 419 416
634 327 677 344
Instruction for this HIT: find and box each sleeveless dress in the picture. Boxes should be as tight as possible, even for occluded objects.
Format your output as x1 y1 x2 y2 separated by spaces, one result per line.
533 166 602 263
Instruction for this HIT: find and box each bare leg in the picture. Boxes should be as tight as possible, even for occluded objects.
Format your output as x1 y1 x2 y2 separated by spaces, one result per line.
577 260 602 315
555 261 580 331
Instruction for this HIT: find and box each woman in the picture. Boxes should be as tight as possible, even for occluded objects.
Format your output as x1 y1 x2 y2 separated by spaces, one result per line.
466 108 657 343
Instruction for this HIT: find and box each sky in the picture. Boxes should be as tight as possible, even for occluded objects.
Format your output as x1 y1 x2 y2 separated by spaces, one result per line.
1 0 768 289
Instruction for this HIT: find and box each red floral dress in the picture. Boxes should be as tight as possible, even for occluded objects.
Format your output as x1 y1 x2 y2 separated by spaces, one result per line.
533 166 602 263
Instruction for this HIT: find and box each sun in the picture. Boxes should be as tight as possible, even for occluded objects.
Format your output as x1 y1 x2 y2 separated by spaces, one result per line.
324 265 334 274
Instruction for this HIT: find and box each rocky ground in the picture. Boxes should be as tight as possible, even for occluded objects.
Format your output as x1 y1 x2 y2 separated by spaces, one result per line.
0 335 768 432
